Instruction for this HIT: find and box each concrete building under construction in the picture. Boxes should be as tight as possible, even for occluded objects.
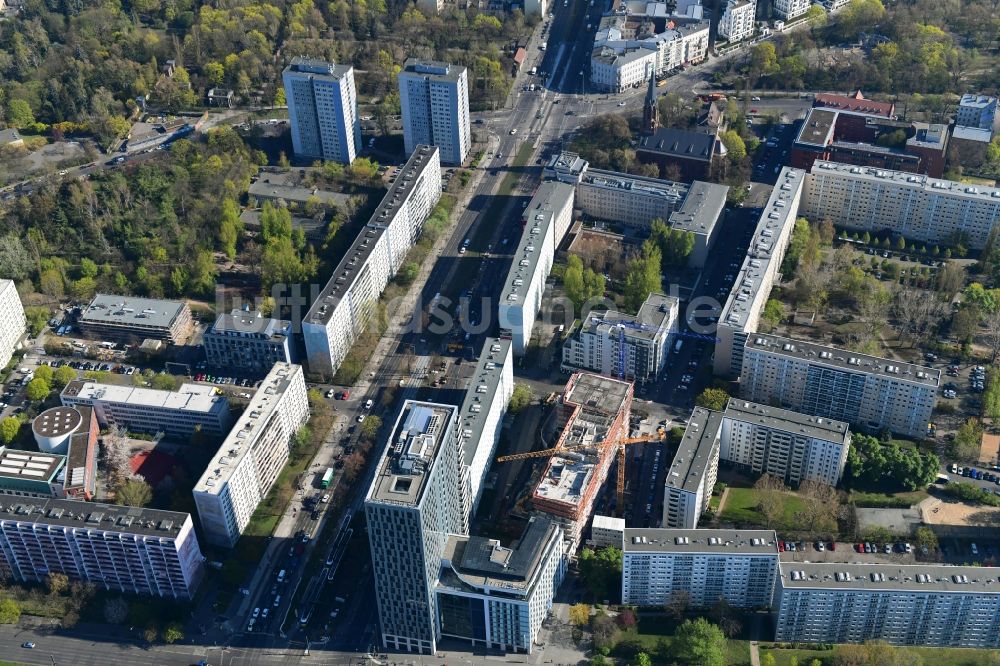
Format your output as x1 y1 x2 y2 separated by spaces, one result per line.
530 373 633 549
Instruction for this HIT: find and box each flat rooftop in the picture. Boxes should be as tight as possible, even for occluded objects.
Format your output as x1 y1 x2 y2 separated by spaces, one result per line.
194 363 301 495
458 338 511 467
665 407 722 494
285 56 354 81
668 180 728 236
780 562 1000 594
724 399 850 442
580 292 677 342
719 168 805 331
62 380 224 414
811 160 1000 202
581 168 689 204
79 294 187 330
367 400 457 506
624 527 778 554
500 181 575 309
952 126 993 143
305 145 438 327
32 406 83 438
0 493 189 538
209 309 291 340
795 108 838 148
400 58 465 83
248 170 353 207
442 517 557 593
0 448 64 483
544 151 589 182
745 333 941 388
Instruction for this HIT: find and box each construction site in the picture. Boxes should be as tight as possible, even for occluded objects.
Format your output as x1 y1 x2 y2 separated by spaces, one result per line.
528 373 634 548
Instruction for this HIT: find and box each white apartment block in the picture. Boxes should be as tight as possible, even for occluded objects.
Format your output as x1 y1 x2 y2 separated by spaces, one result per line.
956 94 997 131
622 528 779 608
498 181 575 356
663 407 721 529
60 380 232 438
718 0 756 43
715 167 805 378
589 514 625 549
0 496 204 598
0 279 25 371
302 146 441 377
366 401 463 655
776 563 1000 647
457 338 514 529
561 293 679 381
193 363 309 548
801 161 1000 250
773 0 810 19
399 60 470 165
721 399 851 487
590 47 657 93
282 57 361 164
436 517 566 654
591 20 709 91
740 334 940 439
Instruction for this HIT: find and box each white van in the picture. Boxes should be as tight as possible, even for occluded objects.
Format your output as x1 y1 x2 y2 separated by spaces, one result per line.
277 569 286 582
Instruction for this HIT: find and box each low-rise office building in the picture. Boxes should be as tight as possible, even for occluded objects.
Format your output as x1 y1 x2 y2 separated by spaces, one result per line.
775 562 1000 647
801 160 1000 251
0 496 204 598
436 517 566 654
622 528 779 607
740 333 940 438
77 294 193 344
561 293 678 381
589 514 625 549
498 181 575 356
663 407 721 529
956 94 997 131
61 381 232 439
715 167 805 378
667 180 728 268
193 363 309 547
721 399 851 487
204 309 296 376
0 280 25 371
302 146 441 376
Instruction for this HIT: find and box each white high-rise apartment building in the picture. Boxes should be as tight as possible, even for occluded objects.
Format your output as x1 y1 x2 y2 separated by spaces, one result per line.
0 280 25 371
721 399 851 487
776 562 1000 647
282 57 361 164
773 0 810 19
456 338 513 529
663 408 721 529
193 363 309 547
740 333 940 439
622 528 779 607
399 59 470 165
0 495 204 598
801 161 1000 251
302 146 441 377
561 293 679 381
498 181 575 355
365 401 463 655
718 0 756 43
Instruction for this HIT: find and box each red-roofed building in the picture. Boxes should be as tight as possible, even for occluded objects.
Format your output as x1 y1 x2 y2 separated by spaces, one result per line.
813 90 895 117
512 47 527 75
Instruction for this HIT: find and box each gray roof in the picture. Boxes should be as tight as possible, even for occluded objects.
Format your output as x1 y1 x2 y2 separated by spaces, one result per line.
208 309 291 341
79 294 187 330
780 562 1000 594
959 94 996 110
724 398 850 442
795 108 838 148
638 127 717 162
665 407 722 494
745 333 941 388
906 122 948 150
458 338 511 467
624 527 779 554
444 517 558 592
285 57 355 82
668 180 728 237
951 126 993 143
0 447 65 483
582 168 689 204
592 45 655 66
248 168 354 207
400 58 465 83
544 151 590 183
305 145 438 326
367 401 457 506
0 493 190 538
578 293 677 343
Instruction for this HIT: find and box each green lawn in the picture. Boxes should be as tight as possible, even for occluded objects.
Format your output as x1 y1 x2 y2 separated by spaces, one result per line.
719 487 808 529
848 488 928 508
761 644 1000 666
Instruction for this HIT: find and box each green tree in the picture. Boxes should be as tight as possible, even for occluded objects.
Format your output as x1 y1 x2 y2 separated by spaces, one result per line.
6 99 34 128
633 653 652 666
219 198 243 260
761 654 777 666
0 598 20 624
623 244 662 313
163 622 184 644
360 415 383 441
33 365 53 384
25 377 51 402
350 157 379 181
578 546 623 601
720 130 747 161
0 417 20 445
150 373 180 391
52 365 76 389
509 384 533 413
953 418 984 462
396 262 419 285
569 602 590 626
650 219 695 268
116 478 153 507
761 299 785 330
783 218 811 273
696 388 730 411
914 526 939 553
673 618 726 666
564 254 586 312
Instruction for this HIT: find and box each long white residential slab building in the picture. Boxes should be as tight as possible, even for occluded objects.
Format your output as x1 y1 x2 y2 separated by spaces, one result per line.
303 145 441 377
0 280 25 371
193 363 309 547
0 495 204 598
498 181 575 356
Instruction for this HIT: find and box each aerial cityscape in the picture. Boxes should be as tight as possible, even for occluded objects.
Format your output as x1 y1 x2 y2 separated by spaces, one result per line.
0 0 999 663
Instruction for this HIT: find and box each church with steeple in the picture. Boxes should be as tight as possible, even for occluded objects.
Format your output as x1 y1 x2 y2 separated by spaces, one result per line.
642 67 658 136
